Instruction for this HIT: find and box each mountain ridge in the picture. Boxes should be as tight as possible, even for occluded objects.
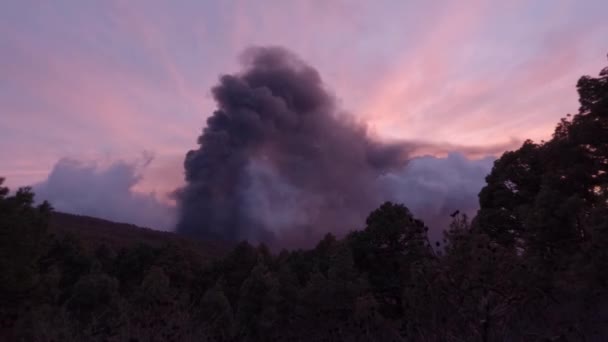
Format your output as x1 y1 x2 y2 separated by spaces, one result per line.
49 211 229 259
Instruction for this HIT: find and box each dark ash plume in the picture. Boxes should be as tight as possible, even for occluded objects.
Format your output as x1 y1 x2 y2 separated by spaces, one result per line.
176 46 408 244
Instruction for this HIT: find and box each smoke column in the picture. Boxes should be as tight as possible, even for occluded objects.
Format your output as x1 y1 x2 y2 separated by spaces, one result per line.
176 46 410 245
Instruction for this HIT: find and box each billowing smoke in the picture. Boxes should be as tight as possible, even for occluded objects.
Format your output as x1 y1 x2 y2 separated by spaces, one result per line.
380 153 493 242
176 46 492 246
35 158 175 230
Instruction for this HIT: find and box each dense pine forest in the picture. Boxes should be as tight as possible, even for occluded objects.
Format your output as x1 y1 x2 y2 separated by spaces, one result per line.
1 60 607 341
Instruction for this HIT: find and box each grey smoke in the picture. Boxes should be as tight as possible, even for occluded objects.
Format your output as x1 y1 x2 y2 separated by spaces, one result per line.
34 158 175 230
176 46 494 246
380 153 493 242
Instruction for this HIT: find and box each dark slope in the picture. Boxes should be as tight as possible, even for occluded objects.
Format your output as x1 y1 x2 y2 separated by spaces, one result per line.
49 212 229 259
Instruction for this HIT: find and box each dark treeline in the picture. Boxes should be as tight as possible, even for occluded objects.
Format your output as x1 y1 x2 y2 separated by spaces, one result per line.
1 60 607 341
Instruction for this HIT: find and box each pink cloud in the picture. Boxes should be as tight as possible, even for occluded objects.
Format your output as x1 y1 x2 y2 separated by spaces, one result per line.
360 4 606 148
360 0 488 132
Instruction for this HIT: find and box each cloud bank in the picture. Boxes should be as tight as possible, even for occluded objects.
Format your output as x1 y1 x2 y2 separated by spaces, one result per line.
34 158 175 230
380 153 493 242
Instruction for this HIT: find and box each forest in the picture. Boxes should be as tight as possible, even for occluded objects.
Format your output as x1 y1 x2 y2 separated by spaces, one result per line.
0 60 607 341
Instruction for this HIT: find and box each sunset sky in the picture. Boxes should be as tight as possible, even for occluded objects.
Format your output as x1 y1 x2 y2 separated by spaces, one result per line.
2 0 607 200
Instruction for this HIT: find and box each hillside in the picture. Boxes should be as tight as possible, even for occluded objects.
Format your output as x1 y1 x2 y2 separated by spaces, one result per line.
49 212 229 259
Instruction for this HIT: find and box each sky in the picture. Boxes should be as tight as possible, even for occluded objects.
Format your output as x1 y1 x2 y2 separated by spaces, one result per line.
1 0 607 229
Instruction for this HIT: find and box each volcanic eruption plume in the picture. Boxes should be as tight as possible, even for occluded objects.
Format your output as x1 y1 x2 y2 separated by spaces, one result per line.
176 46 411 245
